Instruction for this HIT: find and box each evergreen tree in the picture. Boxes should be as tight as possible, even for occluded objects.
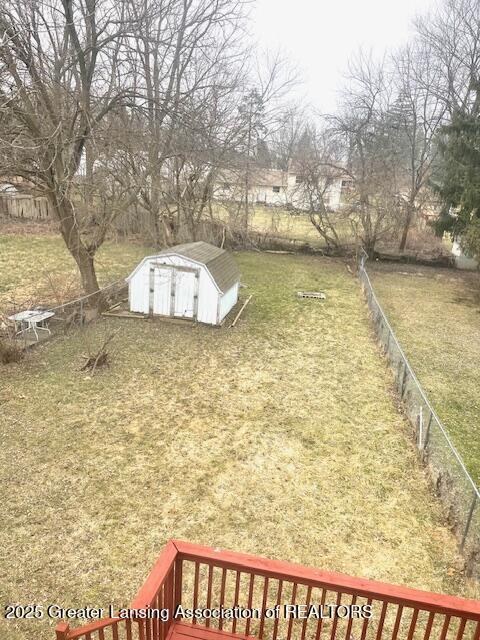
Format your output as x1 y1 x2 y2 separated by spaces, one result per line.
432 111 480 259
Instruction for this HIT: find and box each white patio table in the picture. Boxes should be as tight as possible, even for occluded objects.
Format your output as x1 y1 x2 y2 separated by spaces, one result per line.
8 309 55 341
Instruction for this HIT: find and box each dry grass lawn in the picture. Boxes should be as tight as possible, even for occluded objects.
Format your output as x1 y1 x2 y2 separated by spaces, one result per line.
368 262 480 484
0 247 478 640
215 206 350 247
0 227 150 309
249 208 326 245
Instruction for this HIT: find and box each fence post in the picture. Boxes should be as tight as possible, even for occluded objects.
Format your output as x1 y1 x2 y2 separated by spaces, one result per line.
378 316 384 342
384 328 390 355
461 493 478 550
423 412 433 450
418 406 423 450
397 359 404 394
56 622 70 640
400 360 408 398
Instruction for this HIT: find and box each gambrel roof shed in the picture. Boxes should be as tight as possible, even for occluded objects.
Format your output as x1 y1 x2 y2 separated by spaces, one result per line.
127 242 239 293
126 242 240 325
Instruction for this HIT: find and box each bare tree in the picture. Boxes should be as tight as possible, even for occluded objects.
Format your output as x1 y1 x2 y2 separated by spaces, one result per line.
157 71 251 242
415 0 480 117
0 0 253 302
330 52 399 256
269 106 306 171
285 124 346 250
232 52 299 230
0 0 139 301
117 0 249 247
390 43 447 250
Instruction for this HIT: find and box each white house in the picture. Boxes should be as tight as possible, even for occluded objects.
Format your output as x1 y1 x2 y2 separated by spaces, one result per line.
451 238 479 270
214 168 344 211
249 169 291 206
126 241 240 325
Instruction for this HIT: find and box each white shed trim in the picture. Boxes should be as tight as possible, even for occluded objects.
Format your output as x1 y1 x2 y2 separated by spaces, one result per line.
126 252 223 294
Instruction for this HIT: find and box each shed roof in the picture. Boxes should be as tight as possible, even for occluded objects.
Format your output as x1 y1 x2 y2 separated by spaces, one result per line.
127 241 240 294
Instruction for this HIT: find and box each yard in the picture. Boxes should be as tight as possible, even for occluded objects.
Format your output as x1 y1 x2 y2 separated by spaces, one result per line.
368 262 480 484
249 207 327 245
0 234 479 640
214 205 350 248
0 225 150 309
244 207 444 257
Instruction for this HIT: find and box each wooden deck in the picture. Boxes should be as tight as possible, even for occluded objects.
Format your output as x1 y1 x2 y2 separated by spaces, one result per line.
56 540 480 640
167 623 254 640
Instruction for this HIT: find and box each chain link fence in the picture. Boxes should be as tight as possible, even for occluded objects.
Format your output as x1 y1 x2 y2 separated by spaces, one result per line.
358 253 480 577
2 279 128 351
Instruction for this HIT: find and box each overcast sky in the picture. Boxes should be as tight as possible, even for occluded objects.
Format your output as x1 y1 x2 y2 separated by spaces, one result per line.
251 0 438 113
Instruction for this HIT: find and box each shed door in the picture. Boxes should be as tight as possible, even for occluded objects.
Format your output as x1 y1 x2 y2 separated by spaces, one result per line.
173 270 197 318
152 266 172 315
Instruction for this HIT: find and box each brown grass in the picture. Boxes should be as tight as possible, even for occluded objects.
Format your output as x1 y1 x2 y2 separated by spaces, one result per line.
1 251 478 640
0 224 151 311
368 262 480 484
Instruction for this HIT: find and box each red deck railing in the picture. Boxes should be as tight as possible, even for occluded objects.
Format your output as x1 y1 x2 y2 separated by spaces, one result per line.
56 540 480 640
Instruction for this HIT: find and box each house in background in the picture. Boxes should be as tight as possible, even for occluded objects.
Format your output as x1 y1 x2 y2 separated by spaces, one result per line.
214 168 344 211
452 238 479 270
249 169 291 206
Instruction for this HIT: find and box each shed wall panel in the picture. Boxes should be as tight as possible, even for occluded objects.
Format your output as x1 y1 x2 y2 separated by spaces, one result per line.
173 270 196 318
219 282 239 321
153 267 173 315
129 254 224 324
196 273 219 324
129 268 150 313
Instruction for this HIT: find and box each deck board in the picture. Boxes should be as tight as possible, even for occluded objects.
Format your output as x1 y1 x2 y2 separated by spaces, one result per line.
167 622 256 640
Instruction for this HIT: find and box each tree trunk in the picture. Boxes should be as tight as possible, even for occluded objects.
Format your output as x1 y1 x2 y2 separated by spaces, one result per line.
52 195 103 308
151 211 162 248
308 212 340 249
74 250 100 299
399 203 415 252
162 214 175 245
363 234 377 259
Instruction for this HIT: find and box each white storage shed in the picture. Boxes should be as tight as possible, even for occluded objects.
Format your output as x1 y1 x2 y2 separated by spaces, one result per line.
126 241 240 325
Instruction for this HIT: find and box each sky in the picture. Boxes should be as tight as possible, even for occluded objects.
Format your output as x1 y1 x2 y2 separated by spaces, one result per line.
251 0 438 113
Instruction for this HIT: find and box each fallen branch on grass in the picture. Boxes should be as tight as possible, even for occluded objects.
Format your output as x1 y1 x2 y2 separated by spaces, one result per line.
80 333 115 374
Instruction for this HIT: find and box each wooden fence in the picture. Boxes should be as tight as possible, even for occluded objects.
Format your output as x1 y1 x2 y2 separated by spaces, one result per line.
0 193 53 219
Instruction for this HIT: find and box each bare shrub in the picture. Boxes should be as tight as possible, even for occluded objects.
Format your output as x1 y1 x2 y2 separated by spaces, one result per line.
0 339 24 365
80 333 116 374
